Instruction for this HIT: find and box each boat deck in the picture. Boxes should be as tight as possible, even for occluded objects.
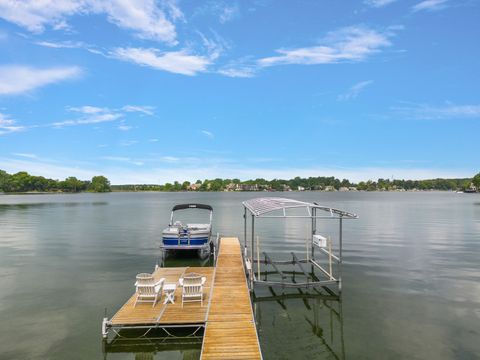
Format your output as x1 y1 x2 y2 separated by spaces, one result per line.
105 237 262 359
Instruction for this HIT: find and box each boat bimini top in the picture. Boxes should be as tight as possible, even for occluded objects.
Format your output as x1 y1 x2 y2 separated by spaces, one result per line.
169 203 213 226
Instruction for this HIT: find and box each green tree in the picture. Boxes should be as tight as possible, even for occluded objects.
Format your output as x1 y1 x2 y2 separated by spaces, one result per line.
61 176 85 192
181 181 190 190
0 170 10 192
472 172 480 190
88 176 111 192
462 180 471 191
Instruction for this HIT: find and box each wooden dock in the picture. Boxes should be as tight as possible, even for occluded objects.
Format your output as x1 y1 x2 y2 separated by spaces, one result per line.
201 237 262 359
105 237 262 359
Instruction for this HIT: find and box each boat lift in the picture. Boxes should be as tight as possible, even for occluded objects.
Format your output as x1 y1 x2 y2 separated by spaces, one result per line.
242 197 358 294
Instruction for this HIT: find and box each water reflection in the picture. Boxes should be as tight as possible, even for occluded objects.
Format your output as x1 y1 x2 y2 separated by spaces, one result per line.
253 283 344 360
103 329 202 360
0 201 108 212
1 192 479 359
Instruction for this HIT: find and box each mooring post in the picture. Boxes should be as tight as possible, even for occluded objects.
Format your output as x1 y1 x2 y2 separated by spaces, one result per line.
311 207 316 273
244 206 247 257
257 236 260 279
338 216 343 292
251 214 255 289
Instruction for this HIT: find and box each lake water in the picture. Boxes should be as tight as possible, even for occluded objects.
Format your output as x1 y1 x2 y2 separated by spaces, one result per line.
0 192 479 359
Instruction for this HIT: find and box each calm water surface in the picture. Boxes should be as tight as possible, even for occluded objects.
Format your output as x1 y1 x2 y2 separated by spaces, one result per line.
0 192 479 359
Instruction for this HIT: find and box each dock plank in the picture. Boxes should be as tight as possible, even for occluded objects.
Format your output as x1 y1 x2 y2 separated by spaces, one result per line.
201 237 262 360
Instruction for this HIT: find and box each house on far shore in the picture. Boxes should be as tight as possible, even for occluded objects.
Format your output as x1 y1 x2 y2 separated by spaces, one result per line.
324 186 336 192
297 186 305 191
187 183 201 191
225 183 265 191
339 187 349 192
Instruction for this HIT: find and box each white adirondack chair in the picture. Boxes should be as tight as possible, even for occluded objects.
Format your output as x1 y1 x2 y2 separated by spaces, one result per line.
179 273 206 307
134 273 165 308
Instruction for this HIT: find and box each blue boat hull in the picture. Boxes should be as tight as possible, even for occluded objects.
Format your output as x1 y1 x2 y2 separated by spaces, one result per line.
162 237 209 246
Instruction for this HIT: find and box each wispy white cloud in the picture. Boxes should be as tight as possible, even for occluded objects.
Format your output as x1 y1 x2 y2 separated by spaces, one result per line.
92 0 180 44
201 130 214 139
119 140 138 146
194 1 240 24
112 47 212 76
122 105 155 116
258 26 394 67
0 65 82 96
0 1 81 33
0 0 180 44
101 156 143 166
338 80 374 101
35 40 86 48
53 113 122 127
53 104 154 127
365 0 398 7
394 103 480 120
68 105 107 114
0 112 26 135
218 57 257 77
161 156 180 163
12 153 38 159
219 3 240 24
35 39 105 55
197 30 228 60
117 124 133 131
412 0 448 12
218 67 256 78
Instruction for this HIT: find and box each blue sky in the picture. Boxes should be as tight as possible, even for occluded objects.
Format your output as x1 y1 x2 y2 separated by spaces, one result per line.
0 0 479 184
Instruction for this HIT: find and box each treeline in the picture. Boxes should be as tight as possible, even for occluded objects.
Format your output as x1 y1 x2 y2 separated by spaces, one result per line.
357 178 473 191
111 176 349 192
2 170 479 193
0 170 111 193
112 174 480 192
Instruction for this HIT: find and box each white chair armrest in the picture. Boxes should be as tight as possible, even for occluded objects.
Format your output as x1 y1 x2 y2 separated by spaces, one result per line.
179 278 184 286
201 277 206 286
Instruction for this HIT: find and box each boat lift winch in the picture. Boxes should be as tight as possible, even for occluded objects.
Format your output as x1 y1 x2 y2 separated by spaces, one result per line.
242 197 358 294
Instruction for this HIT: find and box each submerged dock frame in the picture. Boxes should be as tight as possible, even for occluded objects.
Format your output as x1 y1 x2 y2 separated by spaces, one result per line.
243 197 358 293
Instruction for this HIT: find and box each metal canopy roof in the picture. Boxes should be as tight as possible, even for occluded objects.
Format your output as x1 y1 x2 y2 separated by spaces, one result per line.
243 197 358 219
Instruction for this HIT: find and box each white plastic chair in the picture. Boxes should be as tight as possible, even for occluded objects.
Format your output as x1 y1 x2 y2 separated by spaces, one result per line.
134 273 165 308
179 273 206 307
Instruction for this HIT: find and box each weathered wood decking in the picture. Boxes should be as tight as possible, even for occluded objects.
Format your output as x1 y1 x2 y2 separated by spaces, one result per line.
110 266 215 326
107 237 262 359
201 237 262 359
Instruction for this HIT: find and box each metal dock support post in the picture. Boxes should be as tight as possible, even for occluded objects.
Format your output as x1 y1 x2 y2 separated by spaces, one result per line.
338 216 343 292
244 206 247 257
102 317 110 338
251 214 255 290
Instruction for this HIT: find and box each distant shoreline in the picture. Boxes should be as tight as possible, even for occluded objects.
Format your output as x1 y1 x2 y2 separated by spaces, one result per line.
1 189 478 195
1 169 478 193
